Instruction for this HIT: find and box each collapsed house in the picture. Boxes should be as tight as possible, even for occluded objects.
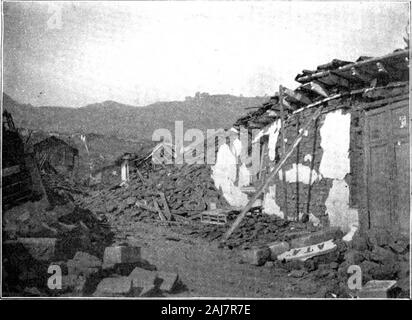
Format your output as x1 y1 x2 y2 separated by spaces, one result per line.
209 48 409 242
2 111 48 208
33 136 79 175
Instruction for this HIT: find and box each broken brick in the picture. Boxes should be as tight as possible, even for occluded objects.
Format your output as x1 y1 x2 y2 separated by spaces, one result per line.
93 277 133 297
139 284 158 297
129 267 159 291
241 246 270 266
103 245 141 269
267 241 290 261
67 251 102 277
358 280 397 298
158 271 180 293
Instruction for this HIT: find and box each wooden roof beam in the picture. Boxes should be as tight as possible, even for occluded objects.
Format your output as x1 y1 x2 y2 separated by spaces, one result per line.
350 67 372 84
300 81 329 97
283 87 312 105
295 49 409 83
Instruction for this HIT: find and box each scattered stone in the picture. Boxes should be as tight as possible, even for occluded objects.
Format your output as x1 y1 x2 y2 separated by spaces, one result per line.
158 271 180 293
397 261 410 279
126 197 137 206
267 241 290 261
62 274 87 294
106 203 118 213
358 280 397 298
370 246 396 264
389 242 407 254
129 267 159 291
67 251 102 277
93 277 133 297
344 250 365 265
351 235 369 251
288 269 306 278
139 284 158 297
103 245 141 269
241 246 270 266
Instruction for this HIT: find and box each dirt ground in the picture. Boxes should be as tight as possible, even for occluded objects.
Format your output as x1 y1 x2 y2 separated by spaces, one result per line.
109 217 329 298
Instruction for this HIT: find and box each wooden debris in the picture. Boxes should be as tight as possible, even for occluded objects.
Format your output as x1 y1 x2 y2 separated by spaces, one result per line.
158 192 172 220
152 198 166 221
201 209 228 225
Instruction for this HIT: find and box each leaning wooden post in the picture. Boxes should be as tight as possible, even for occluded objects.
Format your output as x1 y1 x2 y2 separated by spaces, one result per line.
221 104 325 242
279 85 289 219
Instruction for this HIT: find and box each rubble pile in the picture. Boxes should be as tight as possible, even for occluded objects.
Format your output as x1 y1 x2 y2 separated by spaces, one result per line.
3 242 184 297
254 231 410 298
41 171 89 206
77 164 229 221
2 199 114 296
188 212 314 249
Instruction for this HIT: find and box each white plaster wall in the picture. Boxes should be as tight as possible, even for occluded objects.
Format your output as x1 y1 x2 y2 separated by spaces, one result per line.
268 119 281 161
280 163 321 184
211 110 358 233
238 163 251 187
319 110 351 179
325 180 359 233
211 143 249 207
319 110 358 233
263 185 284 218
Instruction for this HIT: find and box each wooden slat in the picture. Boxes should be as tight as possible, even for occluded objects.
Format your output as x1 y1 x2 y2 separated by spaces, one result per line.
279 86 289 219
152 197 166 221
296 49 409 83
158 191 172 220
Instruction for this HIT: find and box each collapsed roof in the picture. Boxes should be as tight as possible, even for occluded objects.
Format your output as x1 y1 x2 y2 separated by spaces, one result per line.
235 48 409 129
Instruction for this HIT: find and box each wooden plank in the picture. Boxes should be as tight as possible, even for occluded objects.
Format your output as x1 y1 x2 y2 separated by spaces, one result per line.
2 165 21 177
135 168 146 184
279 85 289 219
158 191 172 220
222 104 325 242
152 197 166 221
295 49 409 83
135 200 157 213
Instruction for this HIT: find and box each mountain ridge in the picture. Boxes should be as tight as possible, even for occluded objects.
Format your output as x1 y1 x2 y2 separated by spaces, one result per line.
3 92 267 140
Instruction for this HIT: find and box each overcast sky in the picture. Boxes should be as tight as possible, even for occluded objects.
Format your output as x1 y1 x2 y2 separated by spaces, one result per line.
3 1 410 107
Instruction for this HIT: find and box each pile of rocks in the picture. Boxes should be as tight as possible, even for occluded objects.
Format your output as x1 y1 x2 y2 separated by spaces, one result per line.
3 240 183 297
240 227 409 298
77 164 229 221
2 199 114 296
189 212 316 249
41 171 89 206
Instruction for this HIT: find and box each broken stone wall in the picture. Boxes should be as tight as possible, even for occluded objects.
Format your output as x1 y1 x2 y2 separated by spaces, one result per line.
263 99 361 233
210 84 408 234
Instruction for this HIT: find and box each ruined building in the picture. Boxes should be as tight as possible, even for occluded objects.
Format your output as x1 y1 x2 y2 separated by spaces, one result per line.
210 48 409 241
